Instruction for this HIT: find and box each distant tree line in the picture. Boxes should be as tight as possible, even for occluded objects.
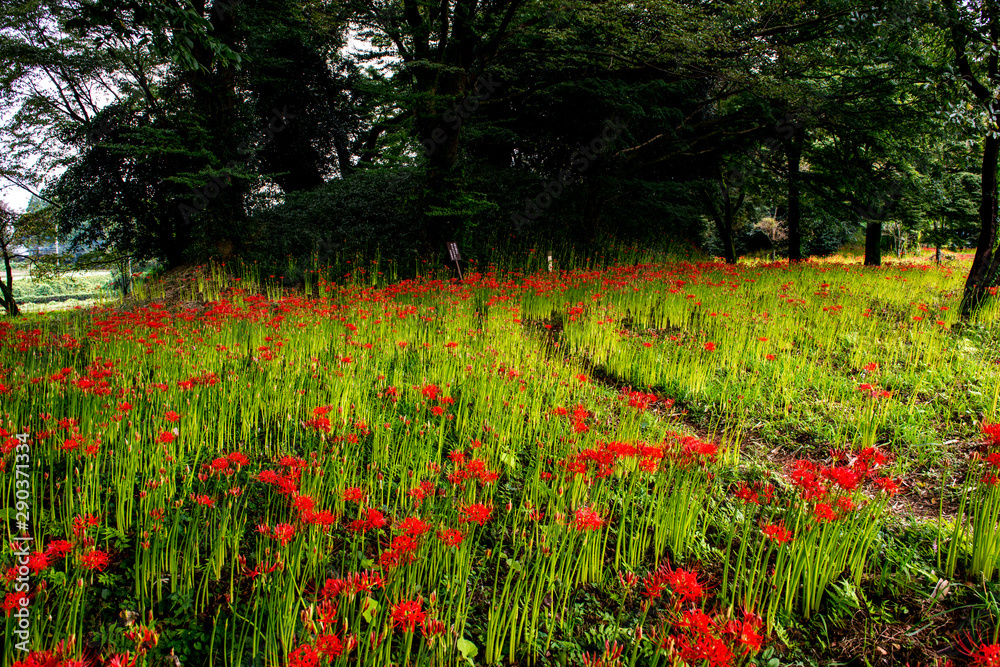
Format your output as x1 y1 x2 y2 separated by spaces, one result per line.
1 0 998 315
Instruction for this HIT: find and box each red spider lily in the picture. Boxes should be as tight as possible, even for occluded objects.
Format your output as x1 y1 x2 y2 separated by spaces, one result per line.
293 495 315 513
210 457 231 472
660 564 706 602
704 342 717 352
389 534 421 556
191 494 215 508
642 572 666 601
390 599 425 632
676 608 714 634
364 508 386 530
574 507 604 531
45 540 73 559
421 384 440 400
79 548 110 571
226 452 250 466
287 643 320 667
957 633 1000 667
722 610 765 655
459 503 492 526
984 422 1000 448
836 496 857 513
157 431 175 444
618 570 639 589
302 509 338 526
398 516 431 537
272 523 296 546
788 460 827 501
823 465 861 491
873 476 901 496
342 486 364 503
813 503 837 523
672 631 733 667
438 528 464 547
164 411 180 422
734 482 758 504
762 523 793 545
72 513 100 537
316 633 344 659
3 592 30 616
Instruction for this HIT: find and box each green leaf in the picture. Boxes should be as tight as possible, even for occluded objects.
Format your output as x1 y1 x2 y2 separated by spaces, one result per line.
361 597 379 624
457 638 478 662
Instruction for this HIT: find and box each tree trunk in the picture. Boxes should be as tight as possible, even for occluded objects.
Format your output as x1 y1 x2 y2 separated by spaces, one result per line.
1 253 19 317
186 0 245 261
415 69 470 255
864 221 882 266
962 131 1000 317
785 125 805 262
934 220 941 264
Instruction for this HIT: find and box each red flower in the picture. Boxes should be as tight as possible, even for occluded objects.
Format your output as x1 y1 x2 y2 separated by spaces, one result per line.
762 523 793 545
663 565 705 602
813 503 837 523
438 528 464 547
342 486 364 503
984 422 1000 448
287 643 320 667
316 633 343 659
704 341 717 352
835 496 857 513
226 451 249 466
873 477 900 496
272 523 296 546
574 507 604 531
3 592 29 616
398 516 431 537
45 540 73 559
79 548 110 571
157 431 175 444
459 503 492 526
365 508 386 531
293 495 316 513
391 599 425 632
734 482 758 504
191 494 215 507
164 411 180 422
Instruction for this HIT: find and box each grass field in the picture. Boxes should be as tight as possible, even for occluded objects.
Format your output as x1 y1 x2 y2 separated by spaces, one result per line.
2 251 1000 667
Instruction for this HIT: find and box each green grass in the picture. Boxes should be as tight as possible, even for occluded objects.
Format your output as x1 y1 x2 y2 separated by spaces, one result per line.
1 251 998 667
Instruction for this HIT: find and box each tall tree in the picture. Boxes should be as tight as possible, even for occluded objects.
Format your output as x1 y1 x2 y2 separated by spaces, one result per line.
942 0 1000 317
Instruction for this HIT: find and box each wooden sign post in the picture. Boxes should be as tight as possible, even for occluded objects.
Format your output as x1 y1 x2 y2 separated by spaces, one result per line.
446 242 463 281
